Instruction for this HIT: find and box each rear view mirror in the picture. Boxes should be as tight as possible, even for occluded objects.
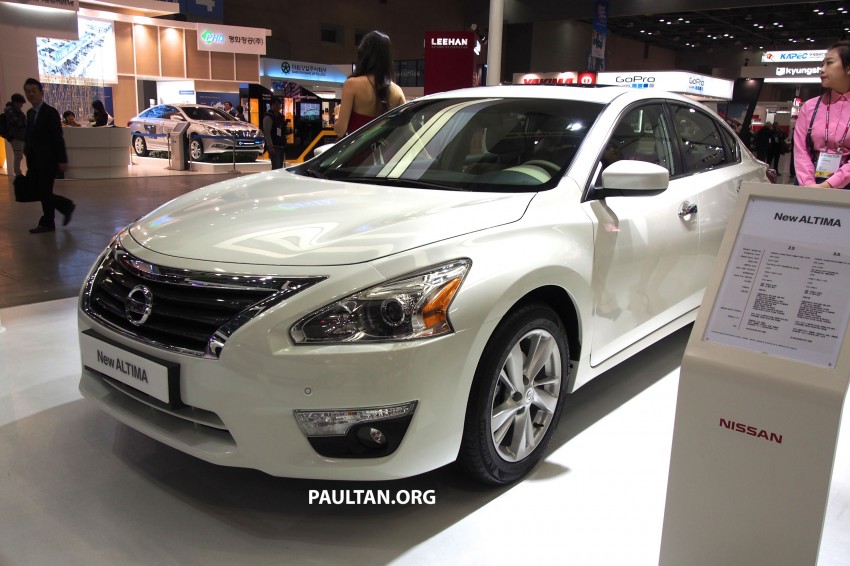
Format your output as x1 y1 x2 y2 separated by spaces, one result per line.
601 160 669 193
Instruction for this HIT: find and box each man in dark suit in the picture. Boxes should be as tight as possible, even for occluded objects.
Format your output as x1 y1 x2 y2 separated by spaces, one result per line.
23 77 75 233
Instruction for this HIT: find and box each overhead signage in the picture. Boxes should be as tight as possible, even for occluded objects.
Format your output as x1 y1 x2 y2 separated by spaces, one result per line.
513 72 597 85
741 64 821 83
196 23 267 55
596 71 733 99
761 50 827 64
7 0 78 11
262 59 349 83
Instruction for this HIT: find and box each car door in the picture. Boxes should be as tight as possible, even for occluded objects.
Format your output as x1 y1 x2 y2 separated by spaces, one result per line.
136 107 160 149
668 104 743 283
157 105 183 148
587 103 702 366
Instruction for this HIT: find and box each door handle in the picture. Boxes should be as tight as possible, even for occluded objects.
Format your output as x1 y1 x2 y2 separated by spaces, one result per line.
678 201 698 218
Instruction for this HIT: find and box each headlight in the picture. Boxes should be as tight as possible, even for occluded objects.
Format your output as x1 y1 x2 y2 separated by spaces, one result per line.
290 259 471 344
205 125 228 136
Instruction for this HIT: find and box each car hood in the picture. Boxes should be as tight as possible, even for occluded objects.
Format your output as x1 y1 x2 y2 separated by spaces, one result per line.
128 171 534 266
205 120 257 131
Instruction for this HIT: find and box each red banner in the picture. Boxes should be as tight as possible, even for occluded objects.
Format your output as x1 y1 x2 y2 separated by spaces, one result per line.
424 31 477 95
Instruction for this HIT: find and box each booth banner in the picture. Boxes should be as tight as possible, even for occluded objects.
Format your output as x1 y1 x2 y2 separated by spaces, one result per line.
514 71 596 85
761 49 827 64
196 23 267 55
7 0 78 11
597 71 733 99
424 31 476 95
263 59 349 83
589 0 608 71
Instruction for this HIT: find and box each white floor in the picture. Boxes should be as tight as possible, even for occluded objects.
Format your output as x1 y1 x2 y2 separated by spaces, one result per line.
0 299 848 565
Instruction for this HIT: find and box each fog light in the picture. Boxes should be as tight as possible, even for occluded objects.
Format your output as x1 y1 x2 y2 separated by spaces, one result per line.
294 401 417 437
357 426 388 448
295 402 418 459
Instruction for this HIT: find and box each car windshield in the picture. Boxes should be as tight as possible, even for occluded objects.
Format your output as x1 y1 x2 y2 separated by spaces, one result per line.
182 106 236 121
291 97 602 192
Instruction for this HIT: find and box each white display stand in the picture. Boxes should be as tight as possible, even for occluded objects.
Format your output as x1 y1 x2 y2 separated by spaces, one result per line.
63 127 131 179
660 182 850 566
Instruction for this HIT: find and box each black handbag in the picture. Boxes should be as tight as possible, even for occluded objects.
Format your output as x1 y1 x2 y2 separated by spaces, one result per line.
13 174 39 203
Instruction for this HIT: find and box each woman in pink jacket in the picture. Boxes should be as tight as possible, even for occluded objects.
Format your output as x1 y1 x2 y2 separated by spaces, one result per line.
793 40 850 188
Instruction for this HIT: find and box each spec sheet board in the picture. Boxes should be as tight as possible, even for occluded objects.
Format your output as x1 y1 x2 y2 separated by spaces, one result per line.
704 197 850 368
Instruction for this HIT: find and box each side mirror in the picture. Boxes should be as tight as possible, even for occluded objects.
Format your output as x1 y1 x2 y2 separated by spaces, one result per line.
601 160 669 193
313 143 334 157
170 114 186 121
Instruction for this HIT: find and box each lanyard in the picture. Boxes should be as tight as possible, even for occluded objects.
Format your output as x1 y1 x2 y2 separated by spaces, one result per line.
824 94 850 152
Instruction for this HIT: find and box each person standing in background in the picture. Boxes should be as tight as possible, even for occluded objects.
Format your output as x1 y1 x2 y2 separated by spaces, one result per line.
23 77 74 233
90 99 111 127
755 121 774 163
793 40 850 188
263 96 286 170
767 124 783 171
234 105 246 121
4 93 28 176
224 101 236 117
333 30 406 137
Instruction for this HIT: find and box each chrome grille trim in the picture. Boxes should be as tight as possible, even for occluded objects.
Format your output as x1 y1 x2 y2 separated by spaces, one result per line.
82 235 326 359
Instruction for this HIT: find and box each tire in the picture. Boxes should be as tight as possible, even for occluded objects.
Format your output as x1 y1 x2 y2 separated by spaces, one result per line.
188 137 205 161
458 302 570 485
132 135 148 157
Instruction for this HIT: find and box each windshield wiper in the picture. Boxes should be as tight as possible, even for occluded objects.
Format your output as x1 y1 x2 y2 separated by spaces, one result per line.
300 168 328 179
342 177 464 191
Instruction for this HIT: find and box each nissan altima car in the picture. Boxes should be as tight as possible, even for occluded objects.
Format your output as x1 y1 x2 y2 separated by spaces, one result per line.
78 85 768 485
128 103 264 161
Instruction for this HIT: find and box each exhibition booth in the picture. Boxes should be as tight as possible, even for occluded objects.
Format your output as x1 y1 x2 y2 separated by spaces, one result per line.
0 0 271 178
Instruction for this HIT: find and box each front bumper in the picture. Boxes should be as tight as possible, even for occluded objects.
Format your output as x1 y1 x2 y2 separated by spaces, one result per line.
78 310 487 481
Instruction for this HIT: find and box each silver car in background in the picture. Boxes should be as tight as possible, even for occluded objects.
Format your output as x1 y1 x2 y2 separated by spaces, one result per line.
128 104 264 161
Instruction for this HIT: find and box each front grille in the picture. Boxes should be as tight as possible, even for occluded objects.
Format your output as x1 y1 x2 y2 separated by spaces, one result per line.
226 129 260 139
82 237 325 358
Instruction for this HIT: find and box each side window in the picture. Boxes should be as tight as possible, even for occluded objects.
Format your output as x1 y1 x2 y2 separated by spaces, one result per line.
671 105 730 173
719 125 742 163
164 106 182 120
602 105 675 176
139 107 157 118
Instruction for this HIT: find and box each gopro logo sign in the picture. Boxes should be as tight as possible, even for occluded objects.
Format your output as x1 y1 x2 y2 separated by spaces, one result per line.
616 75 656 89
689 77 705 92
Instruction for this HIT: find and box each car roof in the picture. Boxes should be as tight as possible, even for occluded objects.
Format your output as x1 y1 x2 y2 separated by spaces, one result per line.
418 84 699 106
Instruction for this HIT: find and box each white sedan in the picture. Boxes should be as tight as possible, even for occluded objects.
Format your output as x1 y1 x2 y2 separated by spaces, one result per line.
78 85 769 484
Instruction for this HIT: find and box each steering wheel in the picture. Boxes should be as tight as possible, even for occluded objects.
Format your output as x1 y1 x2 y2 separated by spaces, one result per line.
522 160 561 175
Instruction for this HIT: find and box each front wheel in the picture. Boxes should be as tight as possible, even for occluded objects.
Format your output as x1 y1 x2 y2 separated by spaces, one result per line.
458 302 569 485
132 135 148 157
188 137 205 161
